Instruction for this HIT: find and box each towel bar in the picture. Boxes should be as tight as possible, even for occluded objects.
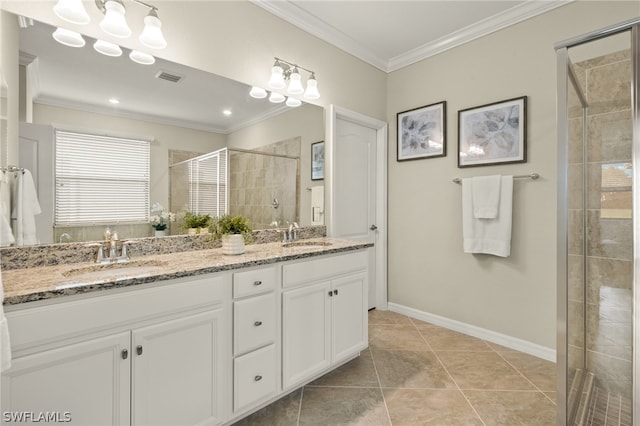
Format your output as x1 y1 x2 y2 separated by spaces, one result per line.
452 173 539 184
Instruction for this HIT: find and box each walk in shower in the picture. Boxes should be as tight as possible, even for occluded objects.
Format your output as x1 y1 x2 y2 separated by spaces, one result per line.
557 19 639 426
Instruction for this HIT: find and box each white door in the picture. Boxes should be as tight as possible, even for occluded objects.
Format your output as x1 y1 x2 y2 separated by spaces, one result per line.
1 332 131 426
132 310 225 426
327 106 387 309
18 123 54 244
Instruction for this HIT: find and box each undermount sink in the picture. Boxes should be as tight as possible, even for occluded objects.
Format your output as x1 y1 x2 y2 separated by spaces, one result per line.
59 259 169 287
282 240 332 248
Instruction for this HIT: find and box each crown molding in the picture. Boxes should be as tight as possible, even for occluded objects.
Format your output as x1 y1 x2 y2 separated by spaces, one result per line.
387 0 573 72
252 0 573 73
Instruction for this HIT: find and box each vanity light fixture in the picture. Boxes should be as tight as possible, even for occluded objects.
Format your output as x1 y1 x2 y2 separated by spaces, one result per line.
249 86 268 99
93 39 123 57
269 92 286 104
285 97 302 108
53 0 90 25
266 58 320 100
52 27 86 48
53 0 167 49
129 50 155 65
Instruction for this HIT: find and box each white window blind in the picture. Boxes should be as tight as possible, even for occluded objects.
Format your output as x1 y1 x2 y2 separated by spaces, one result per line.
55 130 150 226
188 148 228 217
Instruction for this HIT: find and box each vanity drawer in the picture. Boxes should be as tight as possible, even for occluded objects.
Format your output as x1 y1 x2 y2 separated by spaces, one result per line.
282 250 368 288
234 344 277 413
234 293 276 356
233 266 277 298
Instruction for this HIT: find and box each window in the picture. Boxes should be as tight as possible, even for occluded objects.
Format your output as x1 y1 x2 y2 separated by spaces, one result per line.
54 130 150 226
600 162 632 219
188 148 227 217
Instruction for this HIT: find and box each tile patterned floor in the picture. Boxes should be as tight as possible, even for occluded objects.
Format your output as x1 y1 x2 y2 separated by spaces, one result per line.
233 309 557 425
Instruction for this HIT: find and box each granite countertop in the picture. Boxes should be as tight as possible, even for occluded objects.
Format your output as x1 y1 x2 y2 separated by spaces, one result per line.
2 238 372 306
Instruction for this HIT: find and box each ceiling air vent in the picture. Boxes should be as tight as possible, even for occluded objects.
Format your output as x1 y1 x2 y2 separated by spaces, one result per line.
155 70 185 83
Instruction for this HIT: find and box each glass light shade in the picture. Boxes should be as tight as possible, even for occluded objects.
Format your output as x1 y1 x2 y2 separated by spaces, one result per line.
99 0 131 38
52 27 85 48
268 65 285 89
303 76 320 100
93 39 123 57
249 86 268 99
129 50 155 65
53 0 90 25
285 97 302 107
269 92 285 103
287 70 304 95
139 12 167 49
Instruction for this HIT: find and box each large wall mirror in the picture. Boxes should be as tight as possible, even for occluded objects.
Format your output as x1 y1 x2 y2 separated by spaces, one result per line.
13 13 324 245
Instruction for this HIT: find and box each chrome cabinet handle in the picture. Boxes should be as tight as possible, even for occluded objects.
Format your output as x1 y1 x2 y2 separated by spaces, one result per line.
254 321 263 327
253 280 262 286
136 345 143 356
254 375 262 382
122 349 128 360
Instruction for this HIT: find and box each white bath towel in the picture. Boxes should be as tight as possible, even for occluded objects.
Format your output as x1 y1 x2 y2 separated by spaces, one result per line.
0 270 11 373
0 174 15 246
11 169 42 246
462 175 513 257
472 175 501 219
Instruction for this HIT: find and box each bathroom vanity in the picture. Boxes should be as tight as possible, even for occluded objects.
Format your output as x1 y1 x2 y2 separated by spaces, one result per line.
1 238 370 425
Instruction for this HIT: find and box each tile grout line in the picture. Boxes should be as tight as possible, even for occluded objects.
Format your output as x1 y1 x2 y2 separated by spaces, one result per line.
409 317 488 426
295 386 304 426
369 323 396 426
493 350 557 405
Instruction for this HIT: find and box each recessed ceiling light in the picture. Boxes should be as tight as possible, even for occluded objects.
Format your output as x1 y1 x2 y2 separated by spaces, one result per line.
223 109 232 116
109 98 120 105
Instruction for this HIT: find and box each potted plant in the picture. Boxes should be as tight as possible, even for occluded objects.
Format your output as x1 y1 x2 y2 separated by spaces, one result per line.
184 212 212 235
149 202 176 237
212 215 253 255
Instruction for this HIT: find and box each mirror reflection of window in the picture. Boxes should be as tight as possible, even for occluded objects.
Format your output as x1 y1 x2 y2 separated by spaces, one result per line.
600 162 632 219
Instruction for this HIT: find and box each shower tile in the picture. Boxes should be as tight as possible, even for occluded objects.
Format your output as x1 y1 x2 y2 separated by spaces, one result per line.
568 300 585 348
415 323 493 352
383 388 482 425
298 387 389 426
568 116 584 164
568 210 584 256
464 390 556 426
587 59 631 114
497 351 557 391
568 254 584 302
586 210 632 260
587 350 632 400
436 351 535 390
371 349 456 389
587 110 632 163
567 163 584 210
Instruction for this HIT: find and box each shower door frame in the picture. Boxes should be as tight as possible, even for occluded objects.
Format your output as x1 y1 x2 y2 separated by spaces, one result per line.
556 18 640 426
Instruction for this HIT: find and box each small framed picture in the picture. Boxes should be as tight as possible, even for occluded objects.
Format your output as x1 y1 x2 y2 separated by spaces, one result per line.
458 96 527 168
311 141 324 180
397 101 446 161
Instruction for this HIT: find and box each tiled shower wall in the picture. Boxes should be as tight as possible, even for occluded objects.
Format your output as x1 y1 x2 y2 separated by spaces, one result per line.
229 137 300 230
568 48 633 400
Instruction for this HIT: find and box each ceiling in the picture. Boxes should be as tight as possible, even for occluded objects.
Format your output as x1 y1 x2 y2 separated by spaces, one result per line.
253 0 572 72
18 1 571 133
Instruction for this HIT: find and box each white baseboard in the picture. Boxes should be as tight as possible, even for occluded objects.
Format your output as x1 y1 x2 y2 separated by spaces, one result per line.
386 302 556 362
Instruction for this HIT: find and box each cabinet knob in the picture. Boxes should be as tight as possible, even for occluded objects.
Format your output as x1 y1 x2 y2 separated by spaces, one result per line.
121 349 128 360
334 289 339 296
254 375 262 382
253 280 262 286
328 290 333 297
254 321 263 327
136 345 143 356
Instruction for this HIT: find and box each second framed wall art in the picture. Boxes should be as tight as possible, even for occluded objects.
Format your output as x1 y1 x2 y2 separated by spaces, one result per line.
397 101 446 161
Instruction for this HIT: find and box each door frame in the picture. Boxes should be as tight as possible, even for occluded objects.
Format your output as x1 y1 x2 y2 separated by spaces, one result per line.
326 104 388 310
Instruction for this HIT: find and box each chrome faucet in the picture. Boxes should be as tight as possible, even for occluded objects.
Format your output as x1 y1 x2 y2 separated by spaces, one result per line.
282 222 299 243
85 232 130 264
59 233 72 244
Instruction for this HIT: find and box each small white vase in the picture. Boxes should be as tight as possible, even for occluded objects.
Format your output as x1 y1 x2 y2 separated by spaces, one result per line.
154 229 167 237
221 234 245 255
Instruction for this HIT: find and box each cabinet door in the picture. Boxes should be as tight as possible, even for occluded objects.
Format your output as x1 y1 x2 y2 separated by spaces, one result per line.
282 281 331 390
331 272 368 364
1 332 130 426
132 310 226 426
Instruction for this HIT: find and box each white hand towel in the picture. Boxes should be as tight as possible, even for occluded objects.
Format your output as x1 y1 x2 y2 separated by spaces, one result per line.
11 170 42 246
471 175 501 219
0 201 15 247
0 270 11 373
462 175 513 257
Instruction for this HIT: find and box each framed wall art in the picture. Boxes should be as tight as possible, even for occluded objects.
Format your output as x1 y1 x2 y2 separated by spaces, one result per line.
311 141 324 180
458 96 527 168
397 101 446 161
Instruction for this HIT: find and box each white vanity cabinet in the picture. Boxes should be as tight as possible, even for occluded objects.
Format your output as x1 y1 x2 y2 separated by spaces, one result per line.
231 266 279 415
281 251 368 390
1 274 228 426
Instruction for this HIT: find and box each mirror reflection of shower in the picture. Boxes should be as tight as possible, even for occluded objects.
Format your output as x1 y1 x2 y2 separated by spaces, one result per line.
169 141 300 232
